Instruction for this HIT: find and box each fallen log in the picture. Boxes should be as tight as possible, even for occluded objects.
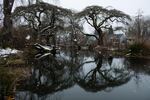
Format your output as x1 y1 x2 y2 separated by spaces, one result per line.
34 43 59 55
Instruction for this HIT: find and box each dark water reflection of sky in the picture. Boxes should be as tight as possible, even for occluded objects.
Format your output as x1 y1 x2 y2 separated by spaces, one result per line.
14 51 150 100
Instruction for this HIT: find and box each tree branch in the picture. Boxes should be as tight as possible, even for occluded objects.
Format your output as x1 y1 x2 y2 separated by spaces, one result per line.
76 28 99 40
100 25 110 29
24 15 38 31
85 17 93 27
110 17 122 23
84 33 99 40
39 25 54 33
98 16 113 27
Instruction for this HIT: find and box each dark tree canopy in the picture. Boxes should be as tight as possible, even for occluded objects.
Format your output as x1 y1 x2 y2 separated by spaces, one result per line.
12 2 73 44
76 5 131 45
0 1 133 48
13 2 72 32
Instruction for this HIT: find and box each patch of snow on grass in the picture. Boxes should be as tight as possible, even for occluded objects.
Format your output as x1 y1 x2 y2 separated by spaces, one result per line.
0 48 20 57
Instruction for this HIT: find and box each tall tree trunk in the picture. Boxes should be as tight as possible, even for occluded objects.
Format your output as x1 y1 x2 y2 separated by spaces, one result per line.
3 0 14 44
97 28 103 45
98 35 103 45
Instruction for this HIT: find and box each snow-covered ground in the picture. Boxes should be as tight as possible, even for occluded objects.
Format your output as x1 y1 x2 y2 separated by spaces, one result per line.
0 48 20 57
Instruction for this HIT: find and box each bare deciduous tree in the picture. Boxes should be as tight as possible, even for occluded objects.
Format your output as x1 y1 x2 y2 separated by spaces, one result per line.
13 2 72 45
76 6 131 45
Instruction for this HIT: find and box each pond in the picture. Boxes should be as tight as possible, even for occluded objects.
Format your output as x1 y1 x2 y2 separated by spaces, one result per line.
0 51 150 100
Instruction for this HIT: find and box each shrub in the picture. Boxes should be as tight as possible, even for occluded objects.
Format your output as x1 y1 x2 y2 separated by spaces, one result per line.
127 42 150 56
0 27 35 49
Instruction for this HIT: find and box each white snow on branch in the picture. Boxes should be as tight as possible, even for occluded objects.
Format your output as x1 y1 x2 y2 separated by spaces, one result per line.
26 35 31 40
34 43 52 51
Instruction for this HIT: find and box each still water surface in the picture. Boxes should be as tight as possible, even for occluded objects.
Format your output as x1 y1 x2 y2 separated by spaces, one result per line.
1 51 150 100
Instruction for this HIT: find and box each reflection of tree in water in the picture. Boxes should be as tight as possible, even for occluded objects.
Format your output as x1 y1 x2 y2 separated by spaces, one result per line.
16 51 85 100
75 54 132 92
17 56 73 91
15 51 134 99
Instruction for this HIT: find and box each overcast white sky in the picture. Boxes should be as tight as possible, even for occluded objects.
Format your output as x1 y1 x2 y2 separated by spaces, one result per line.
56 0 150 16
0 0 149 16
46 0 149 33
